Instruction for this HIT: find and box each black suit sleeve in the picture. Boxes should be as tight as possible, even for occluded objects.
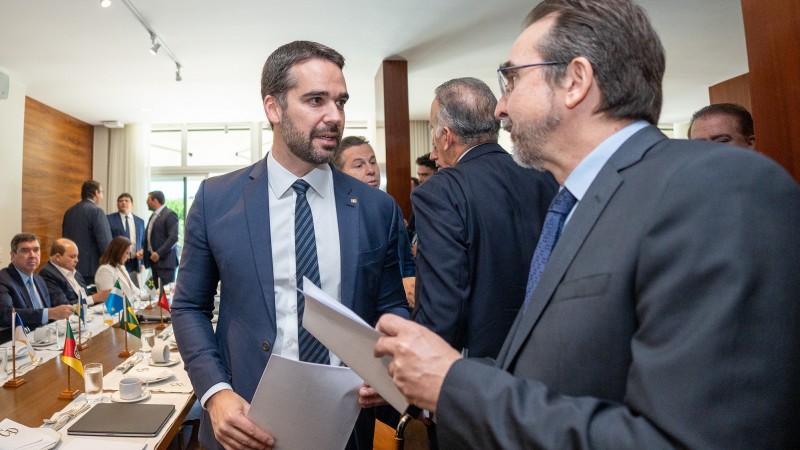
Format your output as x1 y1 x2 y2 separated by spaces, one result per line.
40 272 71 306
412 174 470 350
92 207 113 255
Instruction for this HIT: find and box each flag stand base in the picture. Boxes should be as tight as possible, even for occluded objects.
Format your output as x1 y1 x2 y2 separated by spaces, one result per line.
118 349 134 358
156 323 167 330
58 389 80 399
78 342 89 351
3 377 26 388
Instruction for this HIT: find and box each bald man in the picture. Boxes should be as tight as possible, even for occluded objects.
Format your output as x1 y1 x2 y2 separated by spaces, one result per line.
39 238 110 306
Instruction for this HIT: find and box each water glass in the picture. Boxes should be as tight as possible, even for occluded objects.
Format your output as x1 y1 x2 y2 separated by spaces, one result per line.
0 348 7 379
141 329 155 352
84 362 104 402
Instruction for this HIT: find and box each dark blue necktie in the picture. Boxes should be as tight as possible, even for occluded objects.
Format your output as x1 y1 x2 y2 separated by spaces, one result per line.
292 180 330 364
523 188 578 311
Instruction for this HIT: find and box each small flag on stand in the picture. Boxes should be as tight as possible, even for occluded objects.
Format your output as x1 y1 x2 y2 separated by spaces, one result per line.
145 273 156 291
74 293 87 324
61 321 84 377
105 280 125 315
158 289 170 312
121 296 142 339
13 312 37 362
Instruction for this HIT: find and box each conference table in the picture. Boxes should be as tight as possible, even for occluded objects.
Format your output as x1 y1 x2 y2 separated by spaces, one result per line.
0 319 195 450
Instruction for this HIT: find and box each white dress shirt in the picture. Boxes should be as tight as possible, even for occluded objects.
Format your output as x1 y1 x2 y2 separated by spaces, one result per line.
118 212 138 256
53 263 96 305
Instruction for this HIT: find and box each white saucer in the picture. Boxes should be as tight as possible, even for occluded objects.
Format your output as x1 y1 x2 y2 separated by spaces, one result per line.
148 357 180 367
111 390 151 403
31 339 57 348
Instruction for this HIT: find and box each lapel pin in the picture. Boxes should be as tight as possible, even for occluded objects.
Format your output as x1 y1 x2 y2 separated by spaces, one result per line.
350 198 358 204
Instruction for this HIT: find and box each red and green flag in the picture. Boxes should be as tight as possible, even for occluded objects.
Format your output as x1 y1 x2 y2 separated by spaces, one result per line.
61 321 84 377
158 289 170 312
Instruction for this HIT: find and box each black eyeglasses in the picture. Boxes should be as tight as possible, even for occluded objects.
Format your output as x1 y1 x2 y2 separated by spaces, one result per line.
497 62 566 96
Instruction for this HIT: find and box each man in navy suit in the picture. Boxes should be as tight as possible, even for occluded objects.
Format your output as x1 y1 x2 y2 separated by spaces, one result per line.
39 238 110 307
107 193 146 285
373 0 800 448
62 180 112 285
413 77 557 359
141 191 179 287
1 233 74 341
171 40 409 450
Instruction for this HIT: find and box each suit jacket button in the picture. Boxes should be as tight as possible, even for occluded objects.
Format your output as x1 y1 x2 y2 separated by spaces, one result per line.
261 341 271 352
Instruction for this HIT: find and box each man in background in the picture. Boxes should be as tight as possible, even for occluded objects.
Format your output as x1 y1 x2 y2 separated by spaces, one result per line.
62 180 112 285
107 193 145 286
334 136 416 306
373 0 800 448
141 190 179 287
171 40 409 450
39 238 110 306
415 153 438 182
413 77 557 359
1 233 73 335
688 103 755 149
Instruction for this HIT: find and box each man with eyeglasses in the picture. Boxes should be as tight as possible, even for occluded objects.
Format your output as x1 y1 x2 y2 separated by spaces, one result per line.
62 180 113 286
371 0 800 448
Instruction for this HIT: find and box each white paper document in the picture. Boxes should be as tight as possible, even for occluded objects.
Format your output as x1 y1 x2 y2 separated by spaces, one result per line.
247 354 363 450
301 279 409 413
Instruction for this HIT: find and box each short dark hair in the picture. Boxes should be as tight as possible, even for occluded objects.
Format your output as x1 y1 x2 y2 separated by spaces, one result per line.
148 191 166 206
526 0 665 125
117 193 133 202
11 233 39 252
100 236 131 266
81 180 102 200
433 78 499 147
260 40 345 109
688 103 754 138
334 136 371 169
415 153 438 172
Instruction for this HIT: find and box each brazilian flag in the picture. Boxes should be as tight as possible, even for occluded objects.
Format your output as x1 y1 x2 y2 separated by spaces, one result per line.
120 296 141 339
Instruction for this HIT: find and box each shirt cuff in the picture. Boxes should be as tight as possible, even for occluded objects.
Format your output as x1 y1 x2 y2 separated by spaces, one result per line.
201 383 233 409
42 309 49 324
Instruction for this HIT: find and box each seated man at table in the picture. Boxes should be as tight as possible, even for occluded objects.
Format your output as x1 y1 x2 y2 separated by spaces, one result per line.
1 233 74 340
39 238 110 307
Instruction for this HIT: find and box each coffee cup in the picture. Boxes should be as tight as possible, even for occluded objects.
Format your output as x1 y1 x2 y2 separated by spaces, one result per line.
34 327 56 343
119 377 146 400
151 342 171 364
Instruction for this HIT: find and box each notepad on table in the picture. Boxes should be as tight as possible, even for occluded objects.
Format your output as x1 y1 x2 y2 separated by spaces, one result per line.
67 403 175 437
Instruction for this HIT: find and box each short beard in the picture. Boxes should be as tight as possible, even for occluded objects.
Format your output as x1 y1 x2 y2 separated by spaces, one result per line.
282 111 340 165
511 92 560 172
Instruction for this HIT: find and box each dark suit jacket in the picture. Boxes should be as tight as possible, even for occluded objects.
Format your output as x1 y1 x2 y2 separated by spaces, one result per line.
142 206 179 282
413 143 557 358
0 264 57 336
38 261 88 306
107 212 146 274
62 199 112 280
436 126 800 448
171 160 410 450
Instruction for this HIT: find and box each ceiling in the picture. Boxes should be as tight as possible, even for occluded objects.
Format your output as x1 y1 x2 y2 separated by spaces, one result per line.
0 0 748 127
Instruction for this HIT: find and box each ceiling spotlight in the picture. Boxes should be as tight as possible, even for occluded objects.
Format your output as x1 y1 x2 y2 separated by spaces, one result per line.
175 63 182 82
149 34 161 55
100 0 111 7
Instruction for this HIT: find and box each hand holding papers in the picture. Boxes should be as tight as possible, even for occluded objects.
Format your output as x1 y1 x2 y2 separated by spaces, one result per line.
300 279 409 413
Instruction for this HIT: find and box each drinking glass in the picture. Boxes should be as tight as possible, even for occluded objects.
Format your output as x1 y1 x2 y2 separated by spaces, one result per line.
140 329 155 352
84 362 104 402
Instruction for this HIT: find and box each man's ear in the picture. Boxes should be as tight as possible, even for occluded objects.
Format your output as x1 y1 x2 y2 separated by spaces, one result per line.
441 126 454 150
562 57 594 110
264 95 282 125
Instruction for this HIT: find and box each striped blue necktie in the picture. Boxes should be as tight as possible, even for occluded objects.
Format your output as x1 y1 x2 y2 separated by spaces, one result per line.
523 187 578 312
292 180 330 364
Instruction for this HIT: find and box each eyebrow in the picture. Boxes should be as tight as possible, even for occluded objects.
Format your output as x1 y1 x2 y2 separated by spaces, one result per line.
300 90 349 101
499 61 513 70
709 133 733 141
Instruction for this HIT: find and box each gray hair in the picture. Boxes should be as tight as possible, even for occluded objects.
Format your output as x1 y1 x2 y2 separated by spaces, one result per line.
526 0 665 125
433 78 499 147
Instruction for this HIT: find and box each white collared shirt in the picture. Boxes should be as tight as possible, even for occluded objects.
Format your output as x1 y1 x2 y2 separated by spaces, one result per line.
266 151 342 364
53 263 95 305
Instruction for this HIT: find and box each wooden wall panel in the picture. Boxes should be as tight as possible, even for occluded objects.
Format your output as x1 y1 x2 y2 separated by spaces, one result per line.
375 60 412 218
23 97 93 266
741 0 800 182
708 73 752 114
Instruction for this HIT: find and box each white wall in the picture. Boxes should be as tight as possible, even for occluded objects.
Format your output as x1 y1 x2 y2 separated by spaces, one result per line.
0 69 25 266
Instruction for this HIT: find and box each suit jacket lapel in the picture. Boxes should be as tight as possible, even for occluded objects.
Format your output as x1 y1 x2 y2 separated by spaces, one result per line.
501 126 667 369
7 264 34 309
332 169 359 310
244 160 277 331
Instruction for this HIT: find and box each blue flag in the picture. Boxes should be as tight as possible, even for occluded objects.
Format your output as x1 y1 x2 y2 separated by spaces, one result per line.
105 280 125 315
74 293 87 323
